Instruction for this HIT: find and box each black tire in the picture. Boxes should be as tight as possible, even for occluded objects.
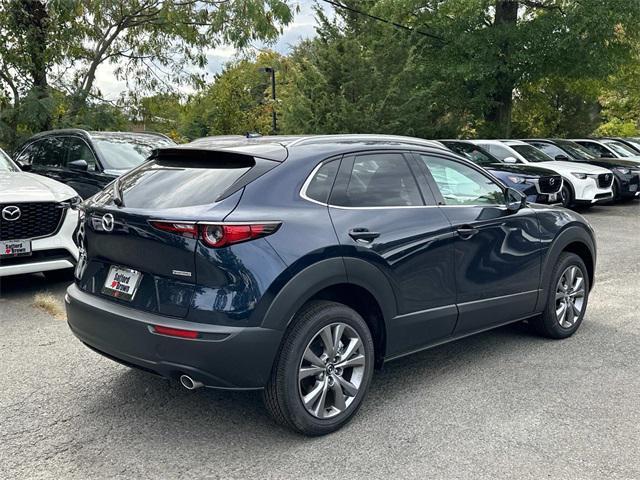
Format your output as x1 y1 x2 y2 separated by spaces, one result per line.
263 300 375 436
531 252 590 339
560 183 573 208
43 268 74 283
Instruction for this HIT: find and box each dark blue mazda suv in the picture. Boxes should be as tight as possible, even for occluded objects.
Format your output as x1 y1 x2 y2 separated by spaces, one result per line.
66 134 597 435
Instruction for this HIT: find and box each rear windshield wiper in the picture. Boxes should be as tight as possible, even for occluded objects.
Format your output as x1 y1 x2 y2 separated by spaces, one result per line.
113 177 124 207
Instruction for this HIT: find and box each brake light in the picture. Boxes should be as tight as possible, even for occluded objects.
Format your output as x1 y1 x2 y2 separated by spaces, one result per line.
152 325 200 339
201 223 280 248
149 221 198 238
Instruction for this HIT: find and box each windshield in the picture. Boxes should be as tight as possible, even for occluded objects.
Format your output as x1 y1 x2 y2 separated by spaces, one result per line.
509 144 553 163
93 135 175 170
0 148 19 172
554 140 596 161
442 142 497 167
603 140 638 158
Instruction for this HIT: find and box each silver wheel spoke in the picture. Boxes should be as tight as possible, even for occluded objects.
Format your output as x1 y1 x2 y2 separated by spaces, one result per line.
570 288 585 299
339 337 361 363
336 375 359 397
332 323 345 355
556 301 567 322
331 378 347 412
313 379 329 418
319 326 335 357
299 366 324 380
565 302 575 325
336 354 365 369
571 302 581 318
303 380 325 409
566 267 576 287
303 349 325 368
555 291 565 301
572 275 584 292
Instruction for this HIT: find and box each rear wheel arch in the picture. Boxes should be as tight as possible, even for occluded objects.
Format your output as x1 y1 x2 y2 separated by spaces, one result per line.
261 257 396 368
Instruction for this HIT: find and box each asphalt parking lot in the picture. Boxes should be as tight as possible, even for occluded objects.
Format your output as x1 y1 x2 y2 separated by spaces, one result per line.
1 201 638 480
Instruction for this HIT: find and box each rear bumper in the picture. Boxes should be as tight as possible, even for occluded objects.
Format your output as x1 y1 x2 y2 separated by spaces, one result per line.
65 283 283 390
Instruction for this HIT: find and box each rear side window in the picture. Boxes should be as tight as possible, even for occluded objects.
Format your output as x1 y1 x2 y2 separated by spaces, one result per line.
305 159 339 204
531 142 565 159
578 142 609 157
331 153 423 207
17 137 65 167
117 156 253 209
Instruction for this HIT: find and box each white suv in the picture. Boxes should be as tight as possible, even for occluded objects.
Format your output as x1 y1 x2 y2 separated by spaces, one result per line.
0 148 79 278
472 140 614 207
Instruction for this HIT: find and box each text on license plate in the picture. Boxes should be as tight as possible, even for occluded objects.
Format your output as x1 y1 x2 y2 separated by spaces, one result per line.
102 266 142 301
1 240 31 256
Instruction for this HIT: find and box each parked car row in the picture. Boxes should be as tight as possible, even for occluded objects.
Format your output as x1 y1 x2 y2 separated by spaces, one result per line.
0 131 633 435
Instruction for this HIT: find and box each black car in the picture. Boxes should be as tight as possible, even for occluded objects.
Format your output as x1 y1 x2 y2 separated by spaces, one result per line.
524 139 640 201
14 129 176 199
66 134 597 435
440 140 563 204
602 137 640 155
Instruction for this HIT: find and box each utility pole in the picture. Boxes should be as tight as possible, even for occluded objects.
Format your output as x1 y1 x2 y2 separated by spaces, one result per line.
259 67 277 134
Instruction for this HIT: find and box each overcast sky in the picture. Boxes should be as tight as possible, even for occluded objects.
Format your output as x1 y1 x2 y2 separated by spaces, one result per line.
93 0 331 100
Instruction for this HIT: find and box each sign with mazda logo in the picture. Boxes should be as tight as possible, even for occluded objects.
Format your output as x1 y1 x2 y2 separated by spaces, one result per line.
1 206 21 222
101 213 115 232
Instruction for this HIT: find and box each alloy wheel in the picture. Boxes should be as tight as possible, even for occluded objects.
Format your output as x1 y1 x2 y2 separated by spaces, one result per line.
298 322 366 419
555 265 585 328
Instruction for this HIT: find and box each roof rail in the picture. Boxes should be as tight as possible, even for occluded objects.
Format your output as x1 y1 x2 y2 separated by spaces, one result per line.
287 134 448 150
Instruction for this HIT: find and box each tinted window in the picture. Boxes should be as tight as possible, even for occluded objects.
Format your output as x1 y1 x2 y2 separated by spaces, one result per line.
65 137 98 171
21 137 66 167
603 141 637 157
117 157 252 209
0 148 18 172
480 143 514 161
509 144 552 163
442 142 497 167
577 141 610 157
420 155 505 206
331 153 423 207
305 159 339 203
93 135 174 170
530 142 566 159
554 140 595 161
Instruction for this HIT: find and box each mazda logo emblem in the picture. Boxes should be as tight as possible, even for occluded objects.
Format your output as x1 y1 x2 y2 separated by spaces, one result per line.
101 213 114 232
549 178 555 185
2 205 21 222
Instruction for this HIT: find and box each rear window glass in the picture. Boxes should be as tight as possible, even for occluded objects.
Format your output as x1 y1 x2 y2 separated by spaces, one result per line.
93 135 175 170
118 157 252 208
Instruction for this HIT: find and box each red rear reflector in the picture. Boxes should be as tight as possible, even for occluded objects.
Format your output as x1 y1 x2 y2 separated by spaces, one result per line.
149 221 198 238
152 325 200 339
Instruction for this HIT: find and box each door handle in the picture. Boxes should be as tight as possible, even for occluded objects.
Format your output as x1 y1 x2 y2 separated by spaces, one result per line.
349 228 381 242
456 225 479 240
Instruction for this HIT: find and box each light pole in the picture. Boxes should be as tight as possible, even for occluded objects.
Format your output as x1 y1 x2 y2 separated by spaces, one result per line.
259 66 277 134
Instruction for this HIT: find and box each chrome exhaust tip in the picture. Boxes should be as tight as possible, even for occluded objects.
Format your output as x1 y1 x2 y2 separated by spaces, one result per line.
179 374 203 390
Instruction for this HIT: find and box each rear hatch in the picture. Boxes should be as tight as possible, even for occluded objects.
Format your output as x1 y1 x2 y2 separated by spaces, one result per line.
76 148 280 318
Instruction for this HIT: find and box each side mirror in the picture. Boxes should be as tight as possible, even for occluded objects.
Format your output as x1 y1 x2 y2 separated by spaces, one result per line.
505 187 526 212
16 161 32 172
503 156 518 164
69 159 89 171
555 154 570 161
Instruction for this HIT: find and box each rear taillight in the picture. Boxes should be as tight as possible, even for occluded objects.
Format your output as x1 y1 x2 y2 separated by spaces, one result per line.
149 221 198 238
200 223 280 248
149 220 280 248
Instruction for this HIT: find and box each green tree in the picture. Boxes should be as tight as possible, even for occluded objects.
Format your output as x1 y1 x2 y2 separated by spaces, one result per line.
0 0 296 149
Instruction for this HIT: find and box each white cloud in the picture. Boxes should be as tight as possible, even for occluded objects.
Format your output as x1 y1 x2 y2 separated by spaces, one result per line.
93 0 332 100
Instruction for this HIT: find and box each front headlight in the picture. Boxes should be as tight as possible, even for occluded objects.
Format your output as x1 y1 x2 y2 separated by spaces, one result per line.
506 175 527 184
614 167 630 175
571 172 588 179
64 195 83 209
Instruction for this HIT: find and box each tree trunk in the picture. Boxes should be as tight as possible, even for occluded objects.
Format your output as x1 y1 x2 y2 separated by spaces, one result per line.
17 0 51 131
484 0 518 138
